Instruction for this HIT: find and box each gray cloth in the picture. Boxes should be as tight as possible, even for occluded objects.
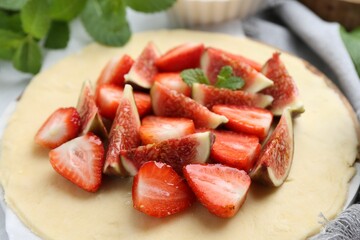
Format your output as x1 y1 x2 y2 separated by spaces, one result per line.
244 0 360 119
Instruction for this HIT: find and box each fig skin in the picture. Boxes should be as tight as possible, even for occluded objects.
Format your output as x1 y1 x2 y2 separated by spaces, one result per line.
250 108 294 187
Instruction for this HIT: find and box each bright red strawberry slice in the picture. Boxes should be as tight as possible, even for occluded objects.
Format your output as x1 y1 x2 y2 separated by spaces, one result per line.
121 132 214 176
212 105 273 140
153 72 191 96
261 52 304 115
183 164 251 218
103 84 141 176
49 133 105 192
139 116 195 145
35 107 81 149
155 43 205 72
96 54 134 87
151 82 228 129
201 48 273 93
210 130 261 172
132 161 195 218
95 84 151 120
125 42 160 89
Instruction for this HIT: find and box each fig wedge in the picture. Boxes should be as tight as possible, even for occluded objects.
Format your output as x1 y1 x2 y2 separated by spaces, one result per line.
250 108 294 187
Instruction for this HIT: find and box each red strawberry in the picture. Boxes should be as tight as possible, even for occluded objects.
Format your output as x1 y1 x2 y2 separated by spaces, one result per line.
35 107 81 149
95 84 151 120
183 164 251 218
49 133 105 192
210 130 261 172
139 116 195 145
132 161 195 218
96 54 134 87
153 72 191 96
212 105 273 140
155 43 205 72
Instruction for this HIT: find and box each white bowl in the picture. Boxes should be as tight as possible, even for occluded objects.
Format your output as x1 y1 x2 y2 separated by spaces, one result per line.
168 0 265 27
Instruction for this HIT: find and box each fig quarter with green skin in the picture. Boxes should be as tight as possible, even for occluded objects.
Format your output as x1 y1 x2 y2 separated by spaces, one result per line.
76 80 108 139
103 84 141 176
151 82 228 129
261 52 305 116
250 108 294 187
124 42 160 89
192 83 273 109
121 131 214 176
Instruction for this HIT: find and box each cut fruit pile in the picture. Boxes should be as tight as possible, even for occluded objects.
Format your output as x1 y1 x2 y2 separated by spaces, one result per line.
34 42 304 218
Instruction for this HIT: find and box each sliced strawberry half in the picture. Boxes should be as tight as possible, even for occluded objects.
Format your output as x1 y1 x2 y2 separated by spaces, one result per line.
153 72 191 96
95 84 151 120
183 164 251 218
139 116 195 145
121 131 214 176
201 48 273 93
132 161 195 218
212 105 273 140
125 42 160 89
210 130 261 172
155 43 205 72
35 107 81 149
103 84 141 176
49 133 105 192
96 54 134 87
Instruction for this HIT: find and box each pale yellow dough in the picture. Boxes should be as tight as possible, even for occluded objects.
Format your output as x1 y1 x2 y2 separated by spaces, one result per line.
0 30 359 240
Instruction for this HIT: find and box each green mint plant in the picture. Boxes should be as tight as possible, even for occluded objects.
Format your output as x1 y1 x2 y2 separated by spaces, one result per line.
0 0 176 74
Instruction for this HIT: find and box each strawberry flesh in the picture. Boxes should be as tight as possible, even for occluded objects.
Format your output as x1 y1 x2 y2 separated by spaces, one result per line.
132 161 195 218
49 133 105 192
139 116 195 145
95 84 151 120
156 43 205 72
35 107 81 149
183 164 251 218
96 54 134 87
212 105 273 140
153 72 191 97
210 130 261 172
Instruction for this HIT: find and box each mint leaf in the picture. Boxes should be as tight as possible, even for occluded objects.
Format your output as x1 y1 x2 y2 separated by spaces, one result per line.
125 0 176 13
215 66 244 90
180 69 210 86
0 29 24 60
13 36 42 74
0 11 24 33
21 0 51 39
340 26 360 77
49 0 86 21
0 0 27 10
81 0 130 46
44 21 69 49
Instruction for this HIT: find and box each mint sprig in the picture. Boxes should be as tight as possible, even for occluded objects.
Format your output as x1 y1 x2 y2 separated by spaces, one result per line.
340 26 360 78
0 0 176 75
181 66 245 90
181 69 210 86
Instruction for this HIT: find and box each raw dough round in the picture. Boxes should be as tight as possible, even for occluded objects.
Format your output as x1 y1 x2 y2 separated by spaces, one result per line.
0 30 359 240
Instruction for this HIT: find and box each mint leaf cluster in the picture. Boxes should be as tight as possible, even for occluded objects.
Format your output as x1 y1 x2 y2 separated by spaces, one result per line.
340 26 360 78
181 66 245 90
0 0 176 74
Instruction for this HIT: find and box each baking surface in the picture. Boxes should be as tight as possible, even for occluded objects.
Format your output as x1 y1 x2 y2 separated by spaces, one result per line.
0 30 359 240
